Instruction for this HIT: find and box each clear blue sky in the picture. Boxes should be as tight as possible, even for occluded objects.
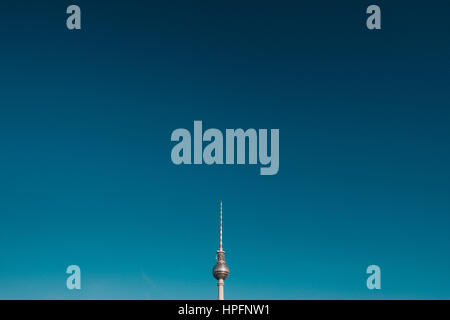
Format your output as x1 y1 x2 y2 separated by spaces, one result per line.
0 1 449 299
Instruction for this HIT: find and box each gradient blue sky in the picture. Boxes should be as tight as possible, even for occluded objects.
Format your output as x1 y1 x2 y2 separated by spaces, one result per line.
0 1 449 299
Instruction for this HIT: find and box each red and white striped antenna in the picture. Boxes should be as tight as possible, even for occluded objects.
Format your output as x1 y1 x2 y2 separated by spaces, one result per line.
220 200 223 251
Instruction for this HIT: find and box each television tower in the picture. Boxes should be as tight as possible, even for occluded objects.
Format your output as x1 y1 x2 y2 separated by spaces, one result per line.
213 200 230 300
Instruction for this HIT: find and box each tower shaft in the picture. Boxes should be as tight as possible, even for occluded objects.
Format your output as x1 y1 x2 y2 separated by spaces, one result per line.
218 279 224 300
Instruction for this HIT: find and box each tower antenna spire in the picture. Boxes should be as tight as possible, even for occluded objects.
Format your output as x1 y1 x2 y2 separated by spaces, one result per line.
220 200 223 251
